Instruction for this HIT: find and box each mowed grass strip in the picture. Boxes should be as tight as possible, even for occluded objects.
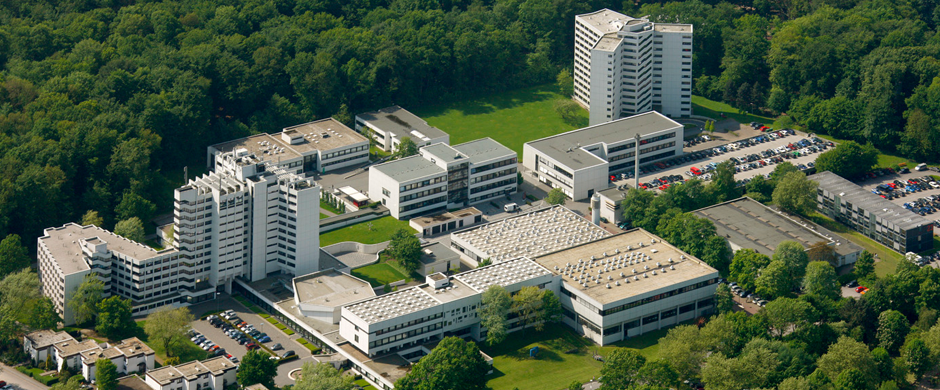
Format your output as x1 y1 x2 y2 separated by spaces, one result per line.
319 216 415 247
807 212 905 276
482 324 661 390
413 84 586 156
692 95 775 125
352 263 408 287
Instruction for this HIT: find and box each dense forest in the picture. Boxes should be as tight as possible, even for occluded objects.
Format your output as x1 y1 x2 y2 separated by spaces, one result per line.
0 0 938 245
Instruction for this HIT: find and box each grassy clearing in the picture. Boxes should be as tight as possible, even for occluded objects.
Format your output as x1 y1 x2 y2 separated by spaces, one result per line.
482 324 662 390
319 216 415 246
807 212 905 276
134 320 208 364
413 84 586 156
691 95 775 125
352 263 408 287
320 200 344 215
354 378 378 390
320 213 329 219
814 134 924 170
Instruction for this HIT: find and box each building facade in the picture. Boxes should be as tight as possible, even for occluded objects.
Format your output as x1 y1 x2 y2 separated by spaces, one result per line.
338 229 718 357
574 9 693 125
369 138 517 219
355 106 449 152
144 357 237 390
522 111 683 200
813 171 935 254
40 140 323 325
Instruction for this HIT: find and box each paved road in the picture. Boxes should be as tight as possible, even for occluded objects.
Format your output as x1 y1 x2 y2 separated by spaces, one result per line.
0 363 48 390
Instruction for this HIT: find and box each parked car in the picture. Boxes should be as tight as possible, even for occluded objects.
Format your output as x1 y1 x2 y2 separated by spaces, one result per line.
281 350 296 359
258 336 271 343
271 343 283 351
246 343 258 350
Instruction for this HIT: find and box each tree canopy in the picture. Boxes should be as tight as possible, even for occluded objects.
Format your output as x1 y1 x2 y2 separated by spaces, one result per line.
387 228 421 273
478 285 511 346
394 337 490 390
237 350 278 389
144 306 194 358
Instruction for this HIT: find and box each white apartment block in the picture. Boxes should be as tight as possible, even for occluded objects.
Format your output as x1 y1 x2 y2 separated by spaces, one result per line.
355 106 449 152
522 111 682 200
24 330 156 379
145 357 237 390
207 118 369 175
40 128 325 325
369 138 517 219
337 229 718 358
574 9 693 125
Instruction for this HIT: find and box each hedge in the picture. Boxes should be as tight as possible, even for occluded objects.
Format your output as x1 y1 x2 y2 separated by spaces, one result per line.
266 317 278 324
284 328 295 336
275 323 287 330
17 367 58 386
296 339 321 354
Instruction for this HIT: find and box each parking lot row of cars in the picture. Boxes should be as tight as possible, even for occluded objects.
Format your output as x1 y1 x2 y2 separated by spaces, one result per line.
210 310 296 361
725 280 767 307
188 329 236 362
873 176 940 200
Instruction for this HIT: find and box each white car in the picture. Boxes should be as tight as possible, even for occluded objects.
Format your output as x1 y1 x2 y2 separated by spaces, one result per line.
930 181 939 189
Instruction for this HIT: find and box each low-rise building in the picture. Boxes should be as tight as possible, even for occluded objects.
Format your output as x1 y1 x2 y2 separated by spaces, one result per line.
23 330 75 364
355 106 449 152
409 207 483 237
450 205 609 266
596 186 629 225
369 138 517 219
522 111 683 200
82 338 156 381
292 270 375 324
812 171 935 254
417 243 461 276
144 357 237 390
694 197 863 266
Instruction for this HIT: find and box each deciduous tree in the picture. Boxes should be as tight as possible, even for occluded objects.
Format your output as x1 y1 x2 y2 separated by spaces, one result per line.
817 336 876 383
814 141 878 179
715 283 735 314
395 337 489 390
144 306 194 358
772 171 818 216
387 229 421 273
901 338 933 379
237 350 278 389
95 296 135 339
855 251 875 281
545 188 567 205
114 217 145 243
599 349 646 390
877 310 910 354
69 274 104 325
0 234 30 278
96 359 118 390
293 361 355 390
729 249 771 292
478 285 510 346
803 261 840 300
81 210 104 227
394 137 419 159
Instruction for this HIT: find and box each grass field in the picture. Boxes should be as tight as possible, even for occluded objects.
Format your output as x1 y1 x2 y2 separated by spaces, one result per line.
134 320 208 364
321 200 344 215
413 84 586 156
352 263 409 287
319 216 415 246
320 213 329 219
692 95 775 125
354 378 378 390
807 212 905 276
482 324 662 390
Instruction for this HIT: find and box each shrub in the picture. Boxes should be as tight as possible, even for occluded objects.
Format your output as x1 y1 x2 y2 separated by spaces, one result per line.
284 329 295 336
259 313 270 318
266 317 278 324
297 338 309 344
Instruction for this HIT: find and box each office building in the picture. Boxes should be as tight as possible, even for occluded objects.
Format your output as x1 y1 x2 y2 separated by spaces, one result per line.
450 205 609 266
337 229 717 358
207 118 369 174
812 171 935 254
369 138 517 219
574 9 693 125
355 106 449 152
40 133 323 325
522 111 682 200
694 197 863 266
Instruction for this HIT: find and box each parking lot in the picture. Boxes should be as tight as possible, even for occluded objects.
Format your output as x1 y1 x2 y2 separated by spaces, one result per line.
852 168 940 229
612 128 828 191
189 295 313 373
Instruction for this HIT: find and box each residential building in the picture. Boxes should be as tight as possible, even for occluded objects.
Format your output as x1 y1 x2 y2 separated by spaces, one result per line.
23 330 75 364
355 106 449 152
207 118 369 175
694 197 863 266
40 144 322 325
812 171 935 254
338 228 718 358
144 357 237 390
574 9 693 125
522 111 683 200
450 205 609 266
81 338 156 381
369 138 517 219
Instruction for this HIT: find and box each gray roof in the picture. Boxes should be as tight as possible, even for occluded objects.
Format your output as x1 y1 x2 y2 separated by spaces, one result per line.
524 111 681 171
694 197 863 258
422 143 466 162
371 155 444 183
812 171 932 231
597 186 627 203
419 242 460 265
356 106 448 140
454 138 516 165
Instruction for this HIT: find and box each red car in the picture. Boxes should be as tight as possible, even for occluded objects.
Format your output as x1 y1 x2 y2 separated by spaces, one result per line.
246 343 258 350
855 286 868 293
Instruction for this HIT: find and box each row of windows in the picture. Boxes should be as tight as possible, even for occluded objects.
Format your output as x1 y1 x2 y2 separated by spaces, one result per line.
471 167 516 184
598 278 718 316
400 186 445 203
322 153 366 167
400 195 447 213
369 322 443 348
400 176 446 192
323 145 368 160
640 141 676 154
639 132 675 145
470 177 516 194
470 157 517 174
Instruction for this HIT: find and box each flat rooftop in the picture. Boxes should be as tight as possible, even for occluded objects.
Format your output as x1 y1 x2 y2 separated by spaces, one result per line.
147 366 182 385
356 106 448 141
595 36 622 52
294 270 375 308
451 206 610 262
409 207 482 228
344 285 440 325
54 339 100 356
40 223 176 275
533 230 719 305
419 278 476 303
210 119 367 161
694 197 863 257
524 111 682 170
812 171 933 231
453 138 516 165
654 24 693 33
117 375 152 390
576 9 631 34
420 242 459 265
25 330 74 349
454 257 553 292
371 154 444 183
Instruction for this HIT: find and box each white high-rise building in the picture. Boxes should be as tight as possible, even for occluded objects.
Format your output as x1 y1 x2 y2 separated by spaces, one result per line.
574 9 693 125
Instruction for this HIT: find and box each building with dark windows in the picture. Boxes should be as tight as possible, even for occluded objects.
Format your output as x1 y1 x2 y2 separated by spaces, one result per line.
369 138 517 219
812 171 935 254
522 111 682 200
354 106 449 152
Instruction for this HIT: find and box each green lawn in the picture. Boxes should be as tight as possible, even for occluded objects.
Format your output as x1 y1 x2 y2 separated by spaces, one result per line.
413 84 586 156
692 95 775 125
482 324 662 390
320 213 329 219
354 378 378 390
814 134 928 170
352 263 409 287
807 213 905 277
134 320 208 364
319 216 415 246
